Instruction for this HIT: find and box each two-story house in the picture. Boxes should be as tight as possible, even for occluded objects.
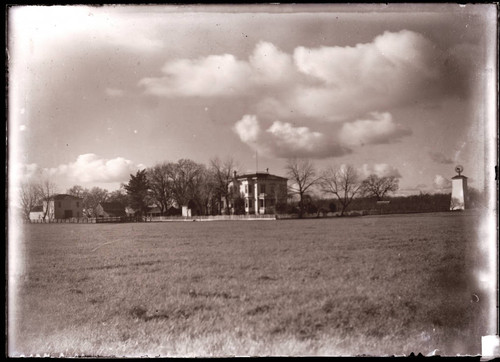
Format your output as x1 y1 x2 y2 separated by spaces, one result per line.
226 170 288 215
43 194 84 220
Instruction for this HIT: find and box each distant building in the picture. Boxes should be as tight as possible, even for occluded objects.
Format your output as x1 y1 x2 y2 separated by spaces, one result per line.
225 170 288 215
146 205 162 217
96 202 126 218
42 194 84 220
29 205 44 221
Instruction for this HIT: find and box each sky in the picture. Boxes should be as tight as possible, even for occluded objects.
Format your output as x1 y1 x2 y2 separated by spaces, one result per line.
8 4 498 196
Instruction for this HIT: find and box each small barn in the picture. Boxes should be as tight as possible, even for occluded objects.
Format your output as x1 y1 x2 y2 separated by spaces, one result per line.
29 205 45 221
146 205 162 217
96 202 127 218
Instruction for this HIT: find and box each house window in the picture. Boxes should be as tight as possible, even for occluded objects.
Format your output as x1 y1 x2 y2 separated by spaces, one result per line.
76 202 80 207
245 199 248 208
261 184 266 194
245 184 248 194
271 184 275 194
260 199 264 208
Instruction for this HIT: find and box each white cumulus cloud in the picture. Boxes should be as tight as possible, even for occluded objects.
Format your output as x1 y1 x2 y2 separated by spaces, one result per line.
339 112 412 147
233 115 350 159
359 163 402 179
233 114 261 144
141 30 458 158
291 30 445 119
139 54 252 97
433 174 452 190
46 153 144 184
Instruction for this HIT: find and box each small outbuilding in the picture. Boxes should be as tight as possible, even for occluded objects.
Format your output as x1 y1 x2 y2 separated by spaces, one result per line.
96 202 127 218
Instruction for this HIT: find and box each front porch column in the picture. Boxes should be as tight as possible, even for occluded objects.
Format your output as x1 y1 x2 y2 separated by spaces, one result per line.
254 183 259 215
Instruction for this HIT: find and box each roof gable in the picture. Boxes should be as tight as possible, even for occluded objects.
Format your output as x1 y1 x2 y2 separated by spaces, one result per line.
236 172 287 181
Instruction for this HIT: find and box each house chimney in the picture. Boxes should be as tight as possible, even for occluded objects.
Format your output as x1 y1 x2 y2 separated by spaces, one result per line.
266 168 269 173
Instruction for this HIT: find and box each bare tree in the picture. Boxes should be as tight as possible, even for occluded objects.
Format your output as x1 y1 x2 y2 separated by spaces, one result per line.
285 158 320 218
169 159 207 214
85 187 109 217
67 185 85 198
361 174 399 200
19 181 42 221
36 179 58 220
146 162 174 215
320 165 363 216
210 157 238 215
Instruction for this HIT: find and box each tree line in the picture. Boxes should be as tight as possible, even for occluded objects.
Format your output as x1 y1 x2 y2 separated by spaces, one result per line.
285 158 399 218
19 156 479 221
18 157 241 220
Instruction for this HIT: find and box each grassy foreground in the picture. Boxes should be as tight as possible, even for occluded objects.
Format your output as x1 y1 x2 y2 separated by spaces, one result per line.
8 212 488 356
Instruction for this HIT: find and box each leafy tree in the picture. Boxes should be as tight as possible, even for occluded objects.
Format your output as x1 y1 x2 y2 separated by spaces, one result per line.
361 174 399 200
107 187 129 206
285 158 320 218
232 195 246 215
124 169 150 217
320 165 363 216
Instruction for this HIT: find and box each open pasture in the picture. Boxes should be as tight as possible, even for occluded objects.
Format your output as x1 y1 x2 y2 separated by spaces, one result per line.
9 212 486 356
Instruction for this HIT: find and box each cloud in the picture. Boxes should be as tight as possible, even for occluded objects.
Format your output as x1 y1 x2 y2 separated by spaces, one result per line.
11 6 165 64
290 30 446 119
233 112 410 159
233 115 350 159
139 41 298 98
141 30 455 158
45 154 144 184
139 54 253 97
248 41 296 86
429 151 453 164
233 114 261 144
433 174 452 190
339 112 412 147
359 164 402 179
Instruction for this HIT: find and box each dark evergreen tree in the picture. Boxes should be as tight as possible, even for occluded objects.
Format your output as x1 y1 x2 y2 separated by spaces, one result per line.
124 169 150 217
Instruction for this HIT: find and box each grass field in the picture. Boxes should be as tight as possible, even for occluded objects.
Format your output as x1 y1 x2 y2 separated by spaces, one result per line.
8 212 489 357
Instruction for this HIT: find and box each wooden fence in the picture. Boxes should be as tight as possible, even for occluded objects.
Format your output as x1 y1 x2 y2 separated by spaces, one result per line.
28 218 97 224
148 214 277 222
27 216 144 224
26 214 277 224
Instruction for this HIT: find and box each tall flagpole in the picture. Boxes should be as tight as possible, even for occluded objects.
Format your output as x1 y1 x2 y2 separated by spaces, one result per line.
256 149 258 174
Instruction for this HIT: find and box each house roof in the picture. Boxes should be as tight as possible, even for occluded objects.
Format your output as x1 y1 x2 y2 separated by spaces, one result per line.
48 194 83 201
31 205 43 212
236 172 287 181
147 206 162 213
100 202 126 212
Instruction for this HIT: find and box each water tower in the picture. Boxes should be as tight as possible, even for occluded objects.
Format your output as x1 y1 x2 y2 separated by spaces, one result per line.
450 165 468 210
